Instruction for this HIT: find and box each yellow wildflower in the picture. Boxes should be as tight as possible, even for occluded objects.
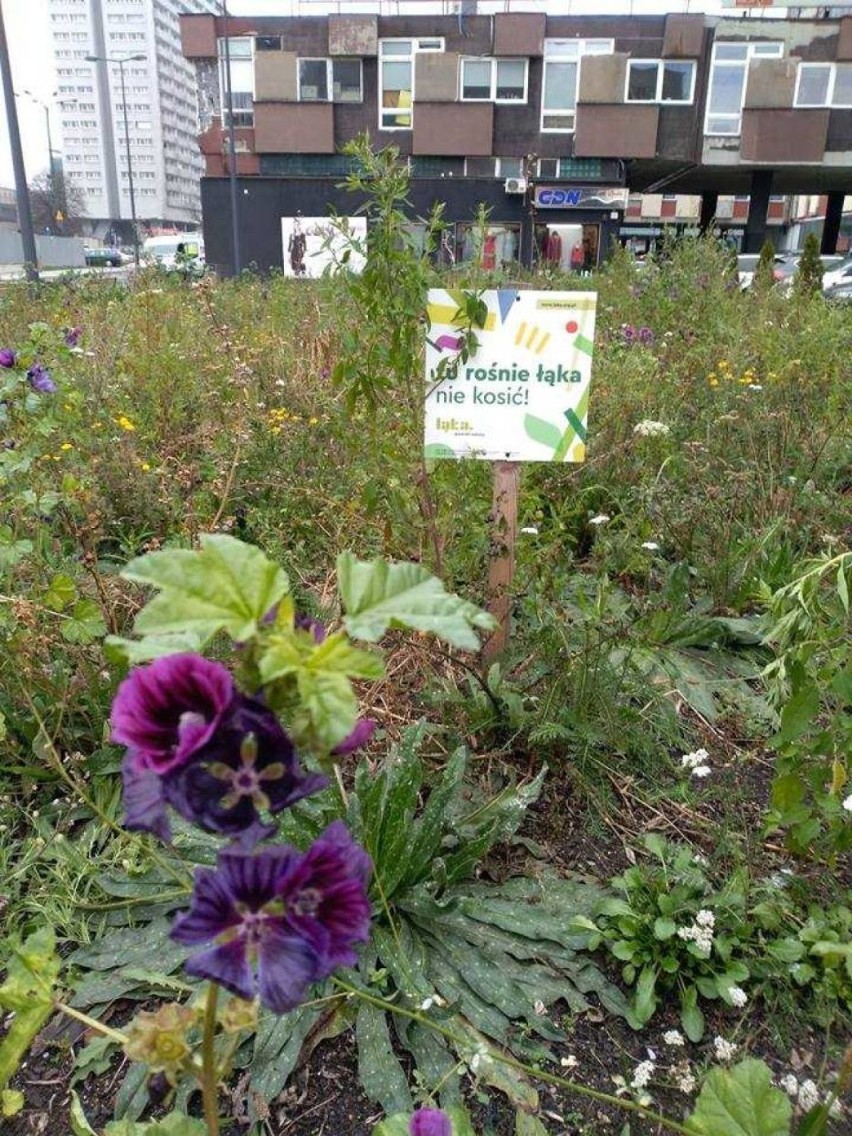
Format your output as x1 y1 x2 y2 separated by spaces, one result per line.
60 442 74 451
140 461 151 472
309 416 319 425
709 378 719 387
117 415 136 432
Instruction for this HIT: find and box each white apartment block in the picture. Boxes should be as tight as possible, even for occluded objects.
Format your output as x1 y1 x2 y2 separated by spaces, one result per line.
50 0 220 233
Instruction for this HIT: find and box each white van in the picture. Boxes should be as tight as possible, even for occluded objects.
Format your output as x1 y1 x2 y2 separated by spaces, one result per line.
142 234 205 270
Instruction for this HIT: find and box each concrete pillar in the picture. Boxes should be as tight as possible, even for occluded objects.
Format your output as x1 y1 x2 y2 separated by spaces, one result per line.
820 191 844 255
699 191 718 234
742 171 773 254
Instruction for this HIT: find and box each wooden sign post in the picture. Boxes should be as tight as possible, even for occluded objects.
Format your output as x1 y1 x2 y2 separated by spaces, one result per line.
424 288 597 663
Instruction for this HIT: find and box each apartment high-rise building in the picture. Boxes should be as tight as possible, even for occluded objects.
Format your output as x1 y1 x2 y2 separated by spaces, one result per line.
49 0 220 236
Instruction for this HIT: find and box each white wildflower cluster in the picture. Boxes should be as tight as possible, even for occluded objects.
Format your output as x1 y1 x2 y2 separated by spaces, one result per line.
675 1064 696 1094
677 909 715 957
663 1030 685 1047
589 513 610 526
634 420 671 438
797 1080 821 1112
779 1074 844 1117
641 540 660 551
681 748 712 778
727 985 748 1008
631 1060 655 1090
713 1036 737 1062
843 793 852 813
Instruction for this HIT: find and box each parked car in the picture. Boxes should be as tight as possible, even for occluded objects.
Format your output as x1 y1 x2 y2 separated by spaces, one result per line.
822 255 852 292
737 254 787 290
84 246 124 268
825 281 852 302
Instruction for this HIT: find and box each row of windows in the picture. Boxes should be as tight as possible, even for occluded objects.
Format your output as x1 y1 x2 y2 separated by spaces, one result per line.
218 35 851 136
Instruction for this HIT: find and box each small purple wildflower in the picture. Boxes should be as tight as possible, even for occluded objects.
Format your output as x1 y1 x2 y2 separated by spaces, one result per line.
27 363 56 394
0 348 15 368
64 327 83 348
170 823 371 1013
410 1110 452 1136
622 324 636 344
112 654 234 776
638 326 655 346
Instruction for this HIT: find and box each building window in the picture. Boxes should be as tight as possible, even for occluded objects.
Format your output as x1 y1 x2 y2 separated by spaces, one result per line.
460 57 527 102
705 41 783 135
218 37 254 128
378 39 442 130
255 36 281 52
541 39 613 132
298 58 362 103
794 62 852 108
626 59 696 103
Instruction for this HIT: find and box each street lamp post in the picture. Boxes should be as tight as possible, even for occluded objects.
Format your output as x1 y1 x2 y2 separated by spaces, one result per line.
86 52 146 266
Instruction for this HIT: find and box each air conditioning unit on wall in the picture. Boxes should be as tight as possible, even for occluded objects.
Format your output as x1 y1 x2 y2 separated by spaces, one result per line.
504 177 528 195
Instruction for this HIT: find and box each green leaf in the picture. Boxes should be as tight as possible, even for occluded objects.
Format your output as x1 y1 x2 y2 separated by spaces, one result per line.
1 1089 25 1118
123 534 289 645
296 669 360 751
777 684 820 746
70 1091 98 1134
0 927 61 1089
837 564 850 615
105 630 206 665
630 965 657 1026
43 573 77 612
516 1112 551 1136
524 414 563 451
681 986 705 1042
337 551 495 651
356 1001 412 1114
686 1059 792 1136
371 1117 410 1136
61 598 107 644
653 917 677 940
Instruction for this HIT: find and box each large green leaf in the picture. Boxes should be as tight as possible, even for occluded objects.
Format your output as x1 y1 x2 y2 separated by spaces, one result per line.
686 1059 792 1136
356 1000 413 1114
337 551 495 651
122 534 289 645
0 928 61 1090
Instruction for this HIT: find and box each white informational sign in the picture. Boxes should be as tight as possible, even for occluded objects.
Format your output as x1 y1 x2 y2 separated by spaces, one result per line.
424 289 597 463
280 215 366 278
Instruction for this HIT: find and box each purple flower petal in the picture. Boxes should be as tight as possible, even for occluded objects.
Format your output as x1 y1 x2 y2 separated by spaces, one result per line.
410 1109 452 1136
183 938 255 1003
0 348 15 368
257 925 319 1013
64 327 83 348
277 820 372 974
121 753 171 842
332 718 376 757
112 654 234 775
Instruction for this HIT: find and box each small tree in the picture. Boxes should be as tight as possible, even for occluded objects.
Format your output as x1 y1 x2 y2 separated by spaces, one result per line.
794 232 823 297
28 168 87 236
752 239 776 294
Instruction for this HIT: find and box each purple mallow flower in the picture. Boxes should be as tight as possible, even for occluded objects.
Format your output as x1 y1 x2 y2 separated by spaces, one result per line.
112 653 234 775
410 1110 452 1136
64 326 83 347
114 654 327 840
0 348 15 368
170 822 371 1013
638 326 654 346
27 363 56 393
622 324 636 344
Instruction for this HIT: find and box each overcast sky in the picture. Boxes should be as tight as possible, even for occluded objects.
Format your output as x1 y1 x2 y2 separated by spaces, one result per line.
0 0 774 189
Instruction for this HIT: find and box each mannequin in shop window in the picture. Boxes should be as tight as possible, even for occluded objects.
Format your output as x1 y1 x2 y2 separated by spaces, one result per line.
570 241 584 272
482 231 497 271
545 227 562 266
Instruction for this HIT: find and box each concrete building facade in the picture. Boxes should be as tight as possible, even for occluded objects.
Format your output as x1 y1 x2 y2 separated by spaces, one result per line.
178 7 852 274
50 0 220 236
